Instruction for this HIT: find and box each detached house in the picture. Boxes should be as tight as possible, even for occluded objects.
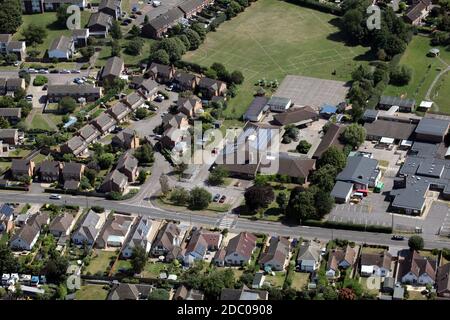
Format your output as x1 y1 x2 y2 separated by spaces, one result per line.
0 34 26 61
100 56 124 84
360 250 392 277
37 160 61 182
48 35 75 60
326 245 356 278
181 229 222 266
198 77 227 99
116 152 139 182
100 169 128 193
72 29 89 47
0 108 21 124
62 162 85 190
259 236 290 271
151 222 181 257
49 213 75 237
72 210 107 245
297 241 322 272
177 96 202 118
10 224 40 251
173 71 199 92
147 63 175 83
99 0 122 19
96 214 134 249
112 128 140 150
214 232 257 267
11 159 35 180
398 250 437 285
122 217 155 258
405 0 431 25
88 11 112 37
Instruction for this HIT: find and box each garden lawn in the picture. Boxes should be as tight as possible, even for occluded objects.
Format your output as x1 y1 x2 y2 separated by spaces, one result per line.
75 285 109 300
183 0 370 119
141 261 167 278
383 35 450 110
12 12 91 59
84 250 116 275
291 272 310 291
265 272 286 288
113 259 133 275
30 114 53 131
0 161 11 174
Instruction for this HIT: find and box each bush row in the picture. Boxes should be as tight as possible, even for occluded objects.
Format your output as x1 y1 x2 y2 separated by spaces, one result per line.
303 219 393 233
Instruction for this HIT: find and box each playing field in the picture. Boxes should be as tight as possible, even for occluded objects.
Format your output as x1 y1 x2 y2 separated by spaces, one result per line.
383 35 450 113
183 0 370 119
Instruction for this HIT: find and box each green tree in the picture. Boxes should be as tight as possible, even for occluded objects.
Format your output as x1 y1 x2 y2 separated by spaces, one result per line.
296 140 312 154
244 185 275 211
110 20 122 39
137 170 147 184
169 187 190 205
286 187 316 223
0 117 10 129
314 191 334 218
56 4 70 28
134 144 154 164
58 96 77 114
151 49 170 65
389 65 412 86
207 167 228 186
22 23 47 46
148 288 170 300
0 244 18 275
156 37 186 62
284 125 299 141
129 25 141 37
318 146 347 171
97 153 115 169
135 107 148 119
340 123 366 148
184 28 202 49
230 70 244 85
80 46 95 60
125 38 144 55
189 187 212 210
111 39 121 57
131 245 147 274
408 235 424 251
0 0 22 34
310 164 338 192
276 191 288 211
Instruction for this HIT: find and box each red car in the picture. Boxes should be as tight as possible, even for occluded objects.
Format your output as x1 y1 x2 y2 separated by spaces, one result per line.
219 195 226 203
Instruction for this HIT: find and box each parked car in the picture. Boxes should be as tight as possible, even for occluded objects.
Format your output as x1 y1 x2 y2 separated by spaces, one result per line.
391 235 405 241
71 70 81 74
38 69 49 74
213 194 221 202
28 68 37 74
219 195 226 203
61 69 71 74
49 194 62 200
153 1 161 7
167 84 174 91
25 94 33 101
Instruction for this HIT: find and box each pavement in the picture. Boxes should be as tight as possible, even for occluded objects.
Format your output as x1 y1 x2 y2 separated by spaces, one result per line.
1 191 450 250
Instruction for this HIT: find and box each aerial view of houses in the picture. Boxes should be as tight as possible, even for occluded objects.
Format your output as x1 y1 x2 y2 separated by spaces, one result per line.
1 0 450 305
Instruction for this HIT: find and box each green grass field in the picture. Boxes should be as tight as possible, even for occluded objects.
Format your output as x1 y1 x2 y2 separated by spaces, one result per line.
13 12 90 59
75 285 109 300
183 0 370 119
383 35 450 112
30 114 53 131
84 250 116 275
430 68 450 113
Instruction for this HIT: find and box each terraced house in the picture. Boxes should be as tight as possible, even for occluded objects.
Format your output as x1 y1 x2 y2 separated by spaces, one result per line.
21 0 87 13
142 7 184 39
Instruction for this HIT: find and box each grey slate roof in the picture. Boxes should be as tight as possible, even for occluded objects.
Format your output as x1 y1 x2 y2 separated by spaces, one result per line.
379 95 415 109
47 84 101 96
330 181 353 199
336 156 379 186
0 108 21 118
148 7 184 31
364 120 416 140
297 241 321 263
49 35 73 53
415 118 450 137
101 56 124 79
244 96 268 120
88 12 112 28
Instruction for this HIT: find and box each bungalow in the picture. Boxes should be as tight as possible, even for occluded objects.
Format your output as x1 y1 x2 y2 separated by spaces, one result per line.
47 84 102 102
99 0 122 19
72 29 89 47
49 212 75 237
437 263 450 298
326 245 356 278
62 162 85 182
48 35 75 60
0 129 19 145
116 152 139 182
198 77 227 99
88 11 112 37
178 0 212 19
173 71 199 92
122 92 145 111
112 128 140 150
122 217 155 258
259 236 290 271
61 136 88 157
214 232 257 267
37 160 61 182
297 241 322 272
330 181 353 203
78 124 100 144
107 102 130 123
259 154 316 184
11 159 35 180
100 56 124 84
181 229 222 266
243 96 269 122
398 250 436 285
312 123 346 159
360 250 392 277
91 113 117 135
177 96 202 118
151 222 181 257
272 106 318 127
27 212 50 230
173 285 205 300
141 7 184 39
96 214 134 249
405 0 431 25
107 283 152 300
71 209 107 245
10 224 40 251
220 285 268 300
147 63 175 83
0 108 21 124
99 169 128 193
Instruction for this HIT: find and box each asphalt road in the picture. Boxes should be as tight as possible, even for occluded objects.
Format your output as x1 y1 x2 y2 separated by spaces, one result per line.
2 192 450 250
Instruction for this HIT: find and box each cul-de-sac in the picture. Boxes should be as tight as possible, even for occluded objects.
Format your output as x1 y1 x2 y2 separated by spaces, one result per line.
1 0 450 302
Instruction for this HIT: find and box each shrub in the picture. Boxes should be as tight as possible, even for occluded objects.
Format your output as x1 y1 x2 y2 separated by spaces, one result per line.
33 75 48 86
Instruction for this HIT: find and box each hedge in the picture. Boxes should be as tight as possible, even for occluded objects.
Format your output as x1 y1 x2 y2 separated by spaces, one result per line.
285 0 343 16
303 220 393 233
